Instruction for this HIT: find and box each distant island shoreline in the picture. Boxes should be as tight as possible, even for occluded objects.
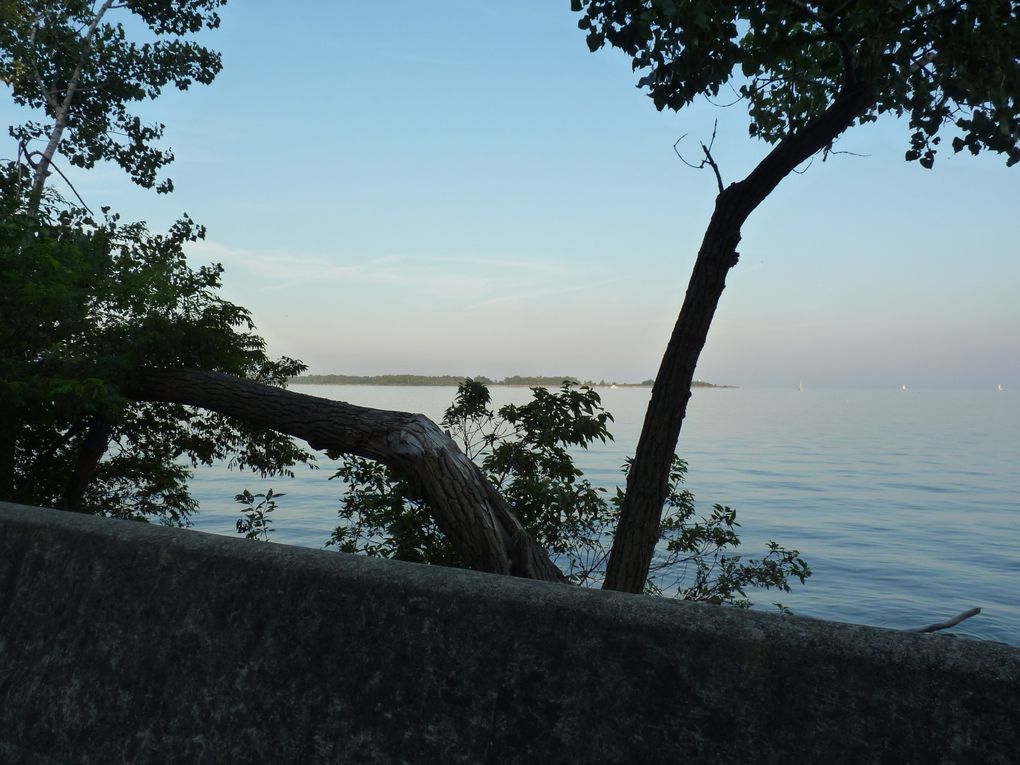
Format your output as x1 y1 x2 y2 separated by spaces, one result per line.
289 374 735 389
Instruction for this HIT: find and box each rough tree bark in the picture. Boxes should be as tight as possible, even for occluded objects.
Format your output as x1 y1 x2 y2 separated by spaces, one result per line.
61 415 112 512
127 368 565 583
603 83 876 593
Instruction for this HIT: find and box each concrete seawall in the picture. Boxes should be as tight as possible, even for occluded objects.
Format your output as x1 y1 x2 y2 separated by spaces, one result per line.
1 501 1017 763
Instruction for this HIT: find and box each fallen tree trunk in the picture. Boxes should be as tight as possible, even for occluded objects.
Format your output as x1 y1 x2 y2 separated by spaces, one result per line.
127 368 564 583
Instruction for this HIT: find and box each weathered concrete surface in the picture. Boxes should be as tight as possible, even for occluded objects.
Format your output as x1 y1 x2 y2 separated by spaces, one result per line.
0 502 1017 764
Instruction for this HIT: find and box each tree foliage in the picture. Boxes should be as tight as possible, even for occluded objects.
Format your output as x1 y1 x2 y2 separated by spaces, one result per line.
574 0 1019 167
0 167 310 523
327 380 809 605
644 459 809 605
0 1 313 526
234 488 282 541
1 0 226 202
573 0 1019 594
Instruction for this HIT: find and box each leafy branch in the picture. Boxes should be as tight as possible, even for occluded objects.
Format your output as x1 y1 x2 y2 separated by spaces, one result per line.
327 379 811 606
234 488 283 542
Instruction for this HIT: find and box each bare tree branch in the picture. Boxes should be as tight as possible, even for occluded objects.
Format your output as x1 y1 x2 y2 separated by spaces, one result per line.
26 152 94 212
704 91 744 108
674 121 725 194
700 127 725 194
907 607 982 634
821 146 871 161
791 157 814 174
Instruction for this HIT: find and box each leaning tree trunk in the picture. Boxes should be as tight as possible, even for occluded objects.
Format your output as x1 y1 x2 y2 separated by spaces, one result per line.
128 368 565 583
602 84 875 593
61 415 112 512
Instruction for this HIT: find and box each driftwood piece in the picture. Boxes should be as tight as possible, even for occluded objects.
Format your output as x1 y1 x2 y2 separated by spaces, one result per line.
907 607 982 634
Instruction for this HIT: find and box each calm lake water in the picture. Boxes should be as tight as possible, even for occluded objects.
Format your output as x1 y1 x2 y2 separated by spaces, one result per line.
188 384 1020 646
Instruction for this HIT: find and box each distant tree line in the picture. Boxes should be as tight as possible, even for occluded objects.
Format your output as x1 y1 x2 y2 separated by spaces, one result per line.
289 374 732 388
290 374 502 386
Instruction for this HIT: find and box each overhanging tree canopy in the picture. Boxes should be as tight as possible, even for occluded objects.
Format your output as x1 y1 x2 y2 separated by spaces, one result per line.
0 171 311 521
576 1 1018 166
0 0 226 209
572 0 1019 592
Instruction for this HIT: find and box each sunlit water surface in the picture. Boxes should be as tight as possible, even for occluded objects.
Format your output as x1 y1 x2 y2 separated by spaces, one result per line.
187 385 1019 646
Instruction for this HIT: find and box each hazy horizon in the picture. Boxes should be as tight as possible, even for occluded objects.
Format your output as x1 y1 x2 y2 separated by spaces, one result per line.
2 2 1016 389
290 372 1010 391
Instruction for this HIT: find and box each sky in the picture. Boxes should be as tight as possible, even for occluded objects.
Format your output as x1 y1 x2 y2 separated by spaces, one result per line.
3 1 1018 388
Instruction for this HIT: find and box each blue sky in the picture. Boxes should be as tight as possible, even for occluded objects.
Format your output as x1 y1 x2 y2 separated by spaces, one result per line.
4 1 1018 387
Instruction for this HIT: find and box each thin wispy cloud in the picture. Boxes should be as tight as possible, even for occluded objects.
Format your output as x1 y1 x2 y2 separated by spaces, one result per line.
186 240 566 302
466 278 619 310
365 253 565 275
